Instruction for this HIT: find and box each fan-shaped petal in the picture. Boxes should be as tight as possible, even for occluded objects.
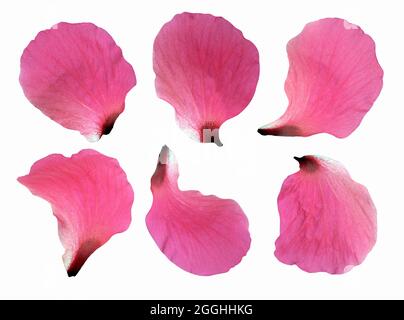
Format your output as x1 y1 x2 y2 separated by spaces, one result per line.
18 149 134 276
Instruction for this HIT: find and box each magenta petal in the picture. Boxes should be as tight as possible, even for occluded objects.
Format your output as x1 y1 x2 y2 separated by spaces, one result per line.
146 146 251 275
259 18 383 138
153 13 259 146
18 149 134 276
20 22 136 141
275 156 377 274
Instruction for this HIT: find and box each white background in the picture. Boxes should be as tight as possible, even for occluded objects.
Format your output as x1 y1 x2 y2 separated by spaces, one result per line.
0 0 402 299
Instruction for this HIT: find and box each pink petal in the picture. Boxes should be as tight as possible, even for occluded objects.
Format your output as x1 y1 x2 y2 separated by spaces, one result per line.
20 22 136 141
18 149 134 276
153 13 259 146
275 155 377 274
146 146 250 275
258 18 383 138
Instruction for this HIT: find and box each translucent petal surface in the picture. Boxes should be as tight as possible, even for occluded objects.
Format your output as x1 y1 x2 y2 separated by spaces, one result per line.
18 149 134 276
259 18 383 138
20 22 136 141
146 146 250 275
154 13 259 145
275 155 377 274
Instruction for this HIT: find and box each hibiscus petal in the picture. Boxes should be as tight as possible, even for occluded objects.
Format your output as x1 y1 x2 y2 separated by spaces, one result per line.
20 22 136 141
18 149 134 276
153 13 259 146
146 146 251 275
258 18 383 138
275 155 377 274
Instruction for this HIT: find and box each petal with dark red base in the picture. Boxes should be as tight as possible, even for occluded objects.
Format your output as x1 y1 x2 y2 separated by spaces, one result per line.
259 18 383 138
275 156 377 274
154 13 259 146
20 22 136 141
18 149 134 276
146 146 251 275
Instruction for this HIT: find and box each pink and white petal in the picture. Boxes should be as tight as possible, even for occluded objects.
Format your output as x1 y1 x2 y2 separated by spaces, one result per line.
146 146 250 275
20 22 136 141
259 18 383 138
154 13 259 145
18 149 134 276
275 155 377 274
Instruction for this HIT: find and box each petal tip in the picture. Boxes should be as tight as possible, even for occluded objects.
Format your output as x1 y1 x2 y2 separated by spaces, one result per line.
258 124 301 136
152 145 174 188
102 123 114 136
85 134 101 143
158 145 172 165
64 239 101 277
294 155 319 172
200 127 223 146
101 113 119 136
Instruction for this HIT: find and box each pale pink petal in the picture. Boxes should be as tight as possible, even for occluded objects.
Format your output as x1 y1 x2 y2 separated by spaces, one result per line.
146 146 250 275
18 149 134 276
259 18 383 138
275 155 377 274
20 22 136 141
153 13 259 146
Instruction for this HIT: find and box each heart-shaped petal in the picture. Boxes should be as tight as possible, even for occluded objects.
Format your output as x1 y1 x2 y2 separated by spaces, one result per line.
20 22 136 141
154 13 259 146
275 155 377 274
